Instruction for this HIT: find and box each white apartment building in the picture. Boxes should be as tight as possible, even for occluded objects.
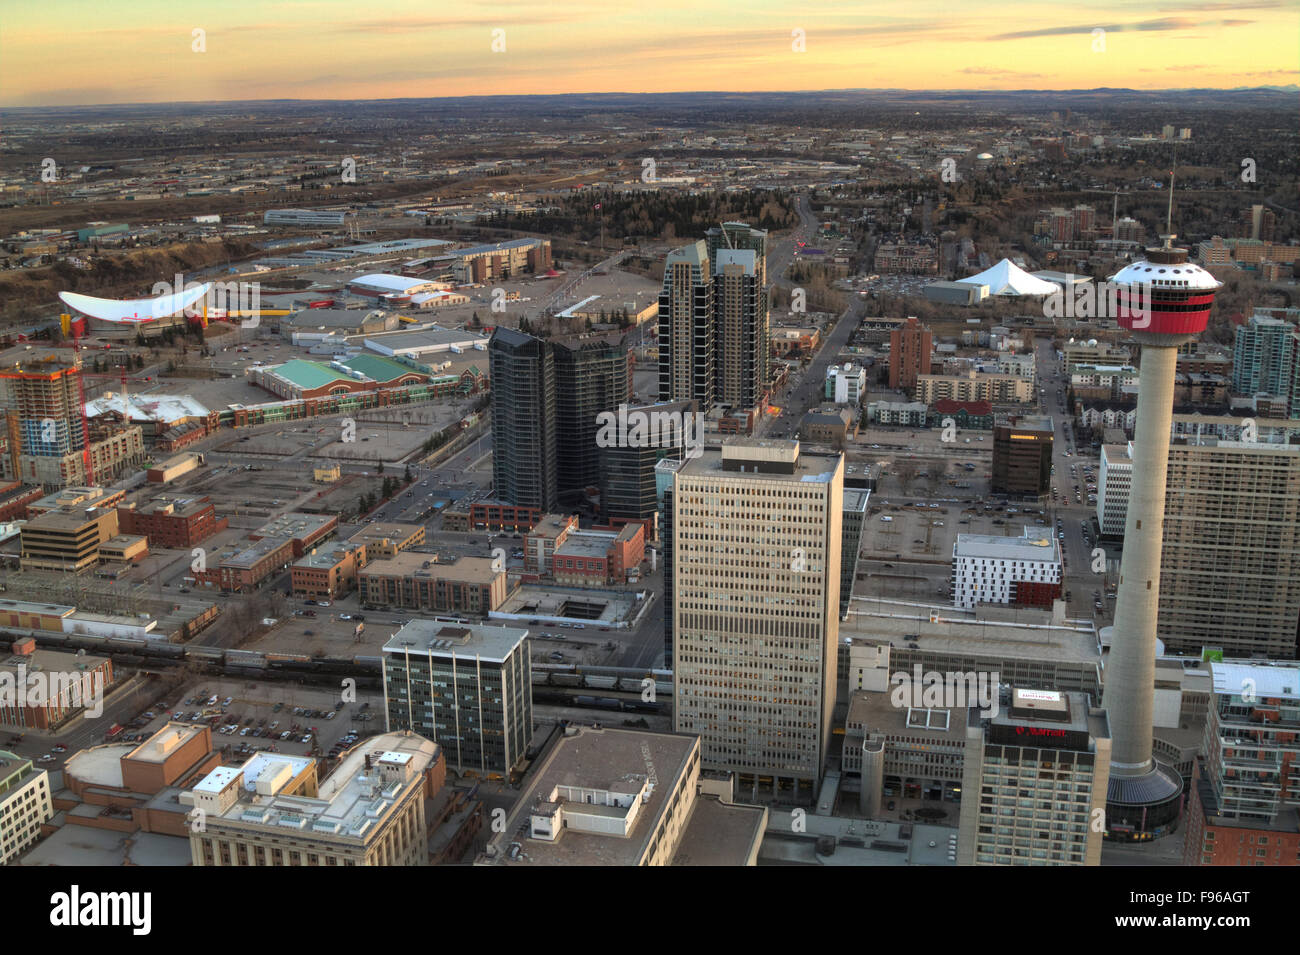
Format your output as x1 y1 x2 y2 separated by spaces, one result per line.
869 400 928 426
951 528 1062 610
672 439 843 803
0 751 53 864
826 363 867 404
1070 363 1139 396
1079 405 1137 434
1096 442 1133 537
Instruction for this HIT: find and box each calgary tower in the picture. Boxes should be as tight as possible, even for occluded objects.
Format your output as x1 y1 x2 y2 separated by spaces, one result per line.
1100 211 1222 841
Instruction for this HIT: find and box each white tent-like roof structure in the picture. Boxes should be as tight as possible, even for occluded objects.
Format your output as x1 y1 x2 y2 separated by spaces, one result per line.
58 283 211 323
955 259 1058 297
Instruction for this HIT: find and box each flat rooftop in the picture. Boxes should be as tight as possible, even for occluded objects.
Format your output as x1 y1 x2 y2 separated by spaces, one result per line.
18 824 193 867
126 723 208 764
85 392 209 422
530 514 574 538
0 598 75 617
846 690 968 740
954 528 1060 562
1211 662 1300 701
494 585 639 626
222 536 292 568
293 541 362 569
678 440 840 484
347 522 424 544
361 327 488 351
239 752 315 792
491 726 698 866
554 532 616 560
129 495 214 518
22 507 112 531
983 688 1108 746
254 512 336 541
843 605 1102 668
671 796 767 866
64 744 135 789
363 553 499 582
209 732 438 838
0 646 110 675
383 620 528 663
844 488 871 513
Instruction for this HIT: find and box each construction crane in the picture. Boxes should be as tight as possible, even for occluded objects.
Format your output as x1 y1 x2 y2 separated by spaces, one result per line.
64 315 96 486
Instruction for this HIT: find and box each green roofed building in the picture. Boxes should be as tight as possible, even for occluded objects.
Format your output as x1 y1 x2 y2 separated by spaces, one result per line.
340 354 430 386
250 359 364 400
249 356 432 401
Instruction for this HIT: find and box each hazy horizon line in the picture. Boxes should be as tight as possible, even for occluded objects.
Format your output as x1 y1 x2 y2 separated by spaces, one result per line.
4 84 1297 112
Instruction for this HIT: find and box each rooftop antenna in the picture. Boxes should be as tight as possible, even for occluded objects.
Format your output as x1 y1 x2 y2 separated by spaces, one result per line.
1164 141 1177 244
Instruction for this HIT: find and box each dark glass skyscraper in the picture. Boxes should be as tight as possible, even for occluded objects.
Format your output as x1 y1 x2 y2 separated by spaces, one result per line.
554 340 629 501
489 327 557 512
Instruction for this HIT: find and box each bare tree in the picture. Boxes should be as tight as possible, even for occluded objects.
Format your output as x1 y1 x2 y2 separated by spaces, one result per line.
925 460 950 496
893 460 919 497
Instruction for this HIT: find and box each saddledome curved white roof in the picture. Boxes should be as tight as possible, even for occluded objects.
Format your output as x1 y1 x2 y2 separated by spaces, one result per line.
58 283 211 323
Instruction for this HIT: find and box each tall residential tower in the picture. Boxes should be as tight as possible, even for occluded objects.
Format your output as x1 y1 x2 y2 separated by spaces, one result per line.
658 223 770 413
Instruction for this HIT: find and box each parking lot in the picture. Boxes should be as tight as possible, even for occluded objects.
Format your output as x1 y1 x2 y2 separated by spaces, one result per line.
134 676 386 764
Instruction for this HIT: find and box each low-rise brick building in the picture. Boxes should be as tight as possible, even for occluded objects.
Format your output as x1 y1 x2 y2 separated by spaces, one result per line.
117 495 229 549
290 540 367 599
359 554 509 614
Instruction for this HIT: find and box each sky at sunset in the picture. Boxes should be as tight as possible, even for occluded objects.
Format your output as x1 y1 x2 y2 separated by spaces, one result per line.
2 0 1297 107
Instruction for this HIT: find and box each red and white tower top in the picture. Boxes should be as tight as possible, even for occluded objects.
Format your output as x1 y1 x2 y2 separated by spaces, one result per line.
1109 235 1222 341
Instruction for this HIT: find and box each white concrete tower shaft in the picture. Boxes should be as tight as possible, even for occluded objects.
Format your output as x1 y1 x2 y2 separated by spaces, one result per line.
1101 343 1178 775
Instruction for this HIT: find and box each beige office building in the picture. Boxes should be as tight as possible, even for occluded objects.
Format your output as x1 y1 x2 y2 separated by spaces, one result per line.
19 504 120 572
957 688 1111 866
1159 437 1300 659
0 751 53 864
916 371 1034 405
671 438 843 802
187 732 439 867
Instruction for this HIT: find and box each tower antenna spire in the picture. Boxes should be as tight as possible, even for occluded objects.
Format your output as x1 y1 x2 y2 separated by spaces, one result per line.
1165 141 1177 241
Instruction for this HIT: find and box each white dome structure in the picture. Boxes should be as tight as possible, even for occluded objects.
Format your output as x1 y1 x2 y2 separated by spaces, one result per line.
955 259 1059 297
